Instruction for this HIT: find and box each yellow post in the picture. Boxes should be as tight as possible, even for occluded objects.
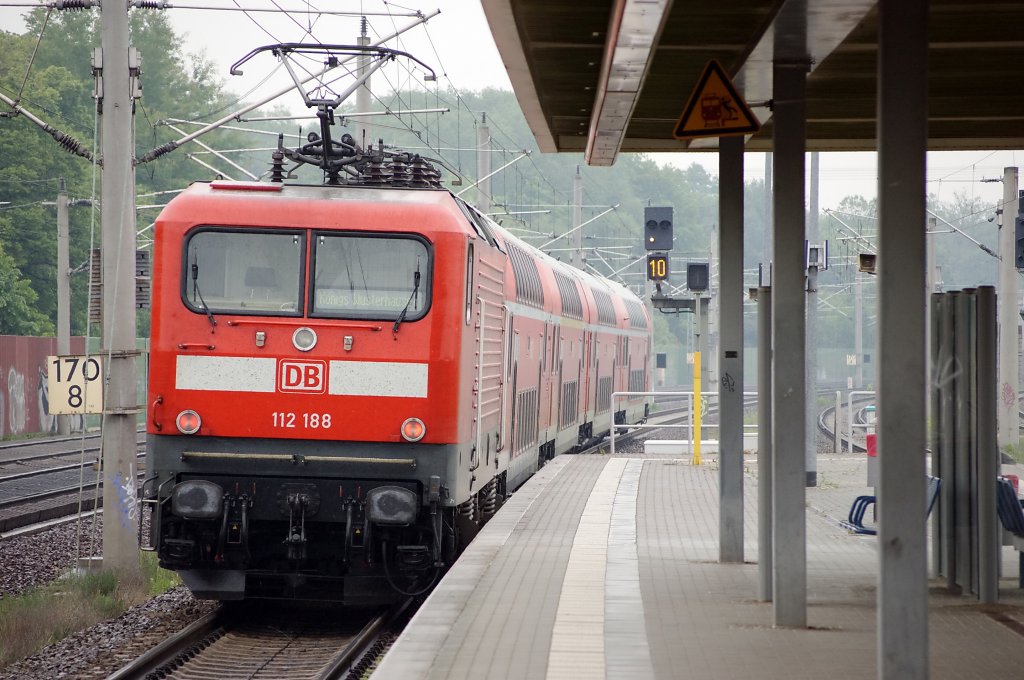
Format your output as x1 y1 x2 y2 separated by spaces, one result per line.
693 351 702 465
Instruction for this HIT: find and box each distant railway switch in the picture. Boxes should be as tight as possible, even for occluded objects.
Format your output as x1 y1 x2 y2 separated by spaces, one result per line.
644 206 673 251
687 262 710 291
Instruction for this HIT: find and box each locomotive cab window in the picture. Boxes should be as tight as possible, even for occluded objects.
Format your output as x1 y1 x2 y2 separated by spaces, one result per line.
182 228 304 316
312 233 432 320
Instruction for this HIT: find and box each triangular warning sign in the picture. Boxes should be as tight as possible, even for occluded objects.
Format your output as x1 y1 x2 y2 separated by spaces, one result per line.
673 59 760 140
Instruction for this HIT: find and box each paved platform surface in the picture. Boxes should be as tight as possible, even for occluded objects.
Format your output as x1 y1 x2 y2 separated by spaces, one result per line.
373 451 1024 679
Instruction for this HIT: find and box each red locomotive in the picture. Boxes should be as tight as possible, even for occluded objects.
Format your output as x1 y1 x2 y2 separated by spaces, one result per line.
143 137 652 603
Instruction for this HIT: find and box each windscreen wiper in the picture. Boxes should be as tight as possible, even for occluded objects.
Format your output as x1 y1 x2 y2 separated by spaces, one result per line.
392 268 421 337
191 258 217 331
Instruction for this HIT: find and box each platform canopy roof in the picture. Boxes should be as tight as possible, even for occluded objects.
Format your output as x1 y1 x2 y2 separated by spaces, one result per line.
481 0 1024 165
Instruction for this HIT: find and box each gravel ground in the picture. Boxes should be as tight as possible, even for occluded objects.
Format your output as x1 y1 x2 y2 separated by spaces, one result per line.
0 586 217 680
0 514 217 680
0 517 103 599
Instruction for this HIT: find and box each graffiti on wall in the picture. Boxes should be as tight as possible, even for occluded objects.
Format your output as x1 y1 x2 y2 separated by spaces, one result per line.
0 335 86 437
7 367 26 435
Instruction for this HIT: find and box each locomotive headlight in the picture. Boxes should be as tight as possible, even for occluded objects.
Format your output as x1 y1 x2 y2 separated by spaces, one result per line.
171 480 224 519
401 417 426 442
366 486 418 525
176 409 201 435
292 327 317 352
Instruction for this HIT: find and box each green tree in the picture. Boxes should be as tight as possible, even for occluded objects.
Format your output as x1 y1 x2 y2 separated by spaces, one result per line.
1 9 249 338
0 236 53 335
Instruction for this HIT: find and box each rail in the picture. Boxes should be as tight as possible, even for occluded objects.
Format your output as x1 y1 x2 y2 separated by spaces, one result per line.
847 390 877 451
608 391 758 456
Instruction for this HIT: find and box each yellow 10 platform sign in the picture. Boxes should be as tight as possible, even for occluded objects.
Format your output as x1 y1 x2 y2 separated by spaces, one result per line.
646 254 670 281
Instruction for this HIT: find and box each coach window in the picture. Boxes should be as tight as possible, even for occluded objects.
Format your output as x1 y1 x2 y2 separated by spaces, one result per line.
182 228 303 316
311 233 432 320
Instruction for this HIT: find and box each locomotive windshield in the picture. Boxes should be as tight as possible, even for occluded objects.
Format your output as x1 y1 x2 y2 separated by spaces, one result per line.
182 229 304 315
311 233 431 320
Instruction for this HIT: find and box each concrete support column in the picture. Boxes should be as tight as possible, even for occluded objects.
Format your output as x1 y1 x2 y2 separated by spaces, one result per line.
356 26 372 149
763 153 773 274
718 135 744 564
999 167 1020 450
771 58 807 629
757 286 773 601
99 0 140 576
806 152 819 487
476 113 492 215
56 181 71 436
876 0 929 675
572 167 583 269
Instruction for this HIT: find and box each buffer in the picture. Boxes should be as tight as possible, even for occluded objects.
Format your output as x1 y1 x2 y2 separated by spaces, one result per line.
673 59 760 140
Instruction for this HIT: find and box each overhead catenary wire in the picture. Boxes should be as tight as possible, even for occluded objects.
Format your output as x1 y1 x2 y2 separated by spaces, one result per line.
136 10 440 163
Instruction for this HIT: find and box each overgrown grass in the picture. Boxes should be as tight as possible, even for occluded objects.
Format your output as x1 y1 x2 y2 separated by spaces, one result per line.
0 552 179 670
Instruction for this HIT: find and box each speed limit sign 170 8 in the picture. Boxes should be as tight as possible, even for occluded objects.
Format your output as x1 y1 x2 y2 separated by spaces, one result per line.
47 355 104 415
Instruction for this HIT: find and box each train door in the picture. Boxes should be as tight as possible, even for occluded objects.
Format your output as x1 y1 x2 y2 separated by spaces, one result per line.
539 323 551 435
581 331 592 414
550 328 560 429
503 320 516 453
509 336 519 454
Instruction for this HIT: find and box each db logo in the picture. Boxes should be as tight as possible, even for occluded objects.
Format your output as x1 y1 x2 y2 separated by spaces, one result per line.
278 360 327 394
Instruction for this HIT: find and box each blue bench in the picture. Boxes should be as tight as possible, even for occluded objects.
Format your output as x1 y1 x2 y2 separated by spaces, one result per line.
996 476 1024 588
840 475 941 536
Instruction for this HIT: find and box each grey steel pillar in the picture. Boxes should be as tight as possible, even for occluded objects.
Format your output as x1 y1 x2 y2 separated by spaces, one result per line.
939 292 958 587
929 293 942 576
806 152 819 487
718 135 744 564
976 286 999 603
763 153 773 270
757 286 773 601
876 0 929 675
100 0 141 576
998 168 1020 450
699 298 710 373
954 291 973 591
770 57 807 629
855 273 864 388
56 181 71 436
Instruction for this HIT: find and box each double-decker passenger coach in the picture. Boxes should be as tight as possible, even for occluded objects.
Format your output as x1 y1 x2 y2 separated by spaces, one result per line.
144 152 652 603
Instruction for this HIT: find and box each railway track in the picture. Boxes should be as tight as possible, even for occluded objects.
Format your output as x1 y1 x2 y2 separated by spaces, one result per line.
108 599 412 680
0 444 145 535
818 394 876 453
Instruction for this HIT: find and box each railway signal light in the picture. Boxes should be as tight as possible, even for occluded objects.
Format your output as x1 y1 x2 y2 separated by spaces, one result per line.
687 262 709 291
859 253 877 274
644 206 673 251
